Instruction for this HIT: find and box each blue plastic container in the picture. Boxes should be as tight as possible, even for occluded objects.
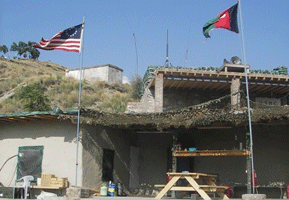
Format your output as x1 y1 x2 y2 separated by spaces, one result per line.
107 183 117 196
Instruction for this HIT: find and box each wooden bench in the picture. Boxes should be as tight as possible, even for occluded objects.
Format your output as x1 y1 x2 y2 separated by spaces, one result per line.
154 184 166 189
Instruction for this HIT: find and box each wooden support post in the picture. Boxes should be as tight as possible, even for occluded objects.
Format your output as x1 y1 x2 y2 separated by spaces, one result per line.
171 135 177 198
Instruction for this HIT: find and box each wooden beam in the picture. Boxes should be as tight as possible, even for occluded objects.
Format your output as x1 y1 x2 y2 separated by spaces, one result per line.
196 82 206 90
209 82 221 90
169 81 178 89
172 150 251 157
216 83 229 91
189 82 198 90
203 82 213 90
275 86 289 94
176 81 184 89
272 86 289 94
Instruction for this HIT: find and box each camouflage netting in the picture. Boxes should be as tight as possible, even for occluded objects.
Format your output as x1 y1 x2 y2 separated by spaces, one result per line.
59 91 289 130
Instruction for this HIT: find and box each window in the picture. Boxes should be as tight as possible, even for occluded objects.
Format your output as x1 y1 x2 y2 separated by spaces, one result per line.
17 146 44 180
102 149 114 182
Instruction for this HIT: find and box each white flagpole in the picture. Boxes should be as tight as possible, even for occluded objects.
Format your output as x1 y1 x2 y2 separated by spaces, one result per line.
75 14 85 187
238 0 255 193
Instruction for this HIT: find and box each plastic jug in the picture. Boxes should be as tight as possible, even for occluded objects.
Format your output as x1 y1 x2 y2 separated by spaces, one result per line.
100 184 107 196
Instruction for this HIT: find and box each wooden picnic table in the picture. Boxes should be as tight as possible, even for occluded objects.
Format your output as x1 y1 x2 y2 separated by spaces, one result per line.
155 172 229 200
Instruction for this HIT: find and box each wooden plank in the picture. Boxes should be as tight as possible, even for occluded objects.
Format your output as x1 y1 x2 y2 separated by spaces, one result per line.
170 186 195 191
172 150 250 157
167 172 217 179
169 186 227 192
154 184 165 188
30 186 65 189
206 179 229 199
155 176 180 199
185 176 212 200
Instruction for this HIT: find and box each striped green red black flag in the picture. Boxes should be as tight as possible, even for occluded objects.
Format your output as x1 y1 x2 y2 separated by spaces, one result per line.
203 3 239 38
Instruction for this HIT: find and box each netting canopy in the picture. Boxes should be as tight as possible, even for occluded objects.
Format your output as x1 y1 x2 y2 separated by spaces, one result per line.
17 146 44 180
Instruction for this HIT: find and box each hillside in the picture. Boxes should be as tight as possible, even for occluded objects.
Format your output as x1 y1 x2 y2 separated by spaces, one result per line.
0 58 132 114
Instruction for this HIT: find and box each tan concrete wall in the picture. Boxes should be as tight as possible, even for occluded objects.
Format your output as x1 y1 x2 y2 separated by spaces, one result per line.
0 119 82 187
81 125 132 191
137 133 173 185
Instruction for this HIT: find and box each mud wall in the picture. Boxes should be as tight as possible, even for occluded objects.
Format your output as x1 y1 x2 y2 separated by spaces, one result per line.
81 125 133 191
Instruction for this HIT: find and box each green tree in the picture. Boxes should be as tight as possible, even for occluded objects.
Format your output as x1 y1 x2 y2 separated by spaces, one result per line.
0 45 8 55
10 42 18 58
27 41 40 59
17 41 28 57
130 75 143 100
18 83 51 111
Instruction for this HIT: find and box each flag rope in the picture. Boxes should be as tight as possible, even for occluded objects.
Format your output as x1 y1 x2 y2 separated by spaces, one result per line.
75 14 85 187
238 0 255 194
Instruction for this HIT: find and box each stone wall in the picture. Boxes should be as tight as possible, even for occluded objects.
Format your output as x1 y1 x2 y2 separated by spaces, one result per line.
126 87 155 113
163 88 230 111
127 87 230 113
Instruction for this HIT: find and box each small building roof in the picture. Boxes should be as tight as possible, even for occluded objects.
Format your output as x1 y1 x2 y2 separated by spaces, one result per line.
66 64 123 72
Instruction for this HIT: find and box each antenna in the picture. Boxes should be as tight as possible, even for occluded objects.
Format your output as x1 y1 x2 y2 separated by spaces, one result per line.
133 33 139 75
185 49 188 68
164 29 172 67
166 29 169 62
123 14 139 75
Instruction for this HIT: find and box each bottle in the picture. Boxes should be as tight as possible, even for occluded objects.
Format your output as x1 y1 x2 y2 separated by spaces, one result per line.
117 182 122 196
100 184 107 196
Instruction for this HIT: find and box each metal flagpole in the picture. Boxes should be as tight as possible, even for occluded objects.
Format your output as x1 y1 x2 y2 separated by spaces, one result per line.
238 0 255 193
75 14 85 187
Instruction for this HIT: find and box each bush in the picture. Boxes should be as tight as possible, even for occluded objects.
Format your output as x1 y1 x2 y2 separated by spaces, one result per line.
18 83 51 111
130 75 142 100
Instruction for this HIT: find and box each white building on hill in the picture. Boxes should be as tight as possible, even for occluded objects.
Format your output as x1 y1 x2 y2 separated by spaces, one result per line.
65 64 123 85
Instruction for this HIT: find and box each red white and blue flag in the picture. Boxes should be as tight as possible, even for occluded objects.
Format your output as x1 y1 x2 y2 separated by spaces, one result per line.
34 23 83 53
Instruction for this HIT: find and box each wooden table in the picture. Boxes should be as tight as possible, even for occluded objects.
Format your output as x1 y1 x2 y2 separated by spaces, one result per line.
155 172 229 200
29 185 67 197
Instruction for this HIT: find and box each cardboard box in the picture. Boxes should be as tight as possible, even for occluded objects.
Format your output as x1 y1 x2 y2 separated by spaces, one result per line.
50 178 68 187
41 174 55 186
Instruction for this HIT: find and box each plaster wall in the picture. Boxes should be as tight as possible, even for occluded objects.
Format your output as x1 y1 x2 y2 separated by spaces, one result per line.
133 126 289 198
107 67 123 85
65 65 123 85
137 133 173 185
190 128 247 185
183 126 289 198
81 125 132 191
0 119 82 187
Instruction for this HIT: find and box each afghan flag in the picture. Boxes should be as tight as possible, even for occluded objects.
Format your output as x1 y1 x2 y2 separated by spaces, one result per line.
203 3 239 38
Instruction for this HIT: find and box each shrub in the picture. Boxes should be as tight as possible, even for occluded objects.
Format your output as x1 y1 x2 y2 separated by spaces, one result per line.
18 83 51 111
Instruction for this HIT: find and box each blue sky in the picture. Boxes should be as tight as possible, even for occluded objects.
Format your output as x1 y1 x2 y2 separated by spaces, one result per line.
1 0 289 80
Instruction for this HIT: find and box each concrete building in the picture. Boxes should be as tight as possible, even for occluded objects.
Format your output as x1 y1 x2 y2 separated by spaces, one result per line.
2 59 289 198
127 59 289 113
1 103 289 198
65 64 123 85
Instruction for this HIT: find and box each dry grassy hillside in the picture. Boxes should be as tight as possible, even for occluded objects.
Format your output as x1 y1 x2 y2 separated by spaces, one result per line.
0 58 132 114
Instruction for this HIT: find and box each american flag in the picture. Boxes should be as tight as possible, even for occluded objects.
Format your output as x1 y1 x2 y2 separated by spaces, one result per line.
34 23 83 53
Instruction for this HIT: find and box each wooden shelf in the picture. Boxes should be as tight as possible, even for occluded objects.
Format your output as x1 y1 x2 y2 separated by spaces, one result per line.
173 150 250 157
